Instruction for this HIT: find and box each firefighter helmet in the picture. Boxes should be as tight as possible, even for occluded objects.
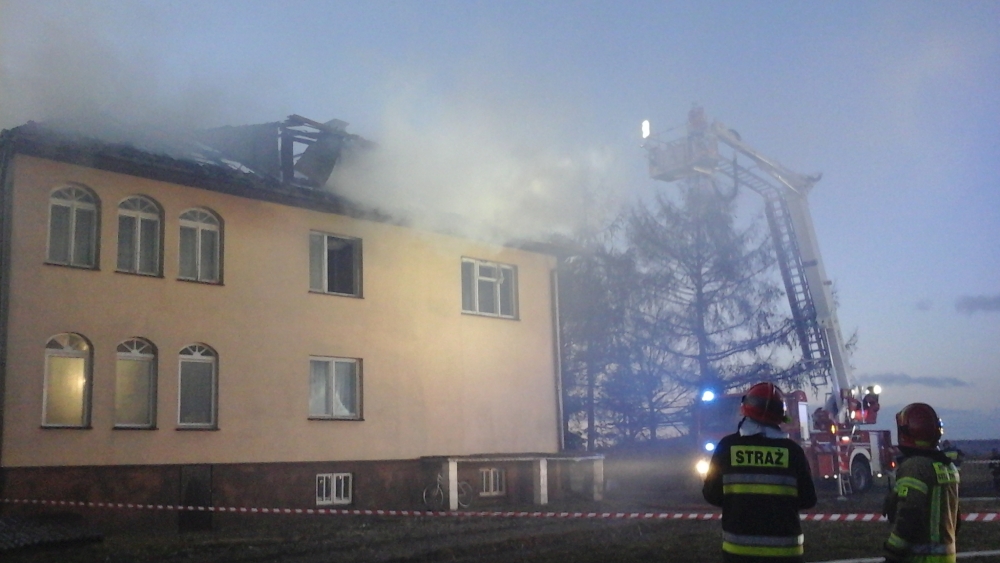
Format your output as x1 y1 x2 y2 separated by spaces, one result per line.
896 403 943 449
740 382 789 426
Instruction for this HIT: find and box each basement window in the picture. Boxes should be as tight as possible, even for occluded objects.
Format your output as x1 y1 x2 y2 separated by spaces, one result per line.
479 468 506 497
316 473 352 505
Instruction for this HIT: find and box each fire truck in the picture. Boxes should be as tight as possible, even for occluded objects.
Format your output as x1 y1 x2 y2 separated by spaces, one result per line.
641 107 898 495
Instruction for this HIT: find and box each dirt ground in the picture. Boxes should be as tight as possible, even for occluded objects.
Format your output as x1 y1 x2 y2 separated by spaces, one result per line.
5 485 1000 563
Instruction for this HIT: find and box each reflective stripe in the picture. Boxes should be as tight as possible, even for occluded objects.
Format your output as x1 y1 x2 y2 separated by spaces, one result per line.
896 476 929 495
930 483 941 543
723 483 798 496
722 541 804 557
909 556 957 563
723 473 798 487
887 533 911 550
723 532 804 547
887 533 956 563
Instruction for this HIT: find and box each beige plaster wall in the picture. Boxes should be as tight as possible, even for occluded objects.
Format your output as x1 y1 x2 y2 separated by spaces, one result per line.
2 155 561 467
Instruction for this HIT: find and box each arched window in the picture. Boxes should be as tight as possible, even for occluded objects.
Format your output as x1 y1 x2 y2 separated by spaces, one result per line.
115 338 157 428
43 333 92 427
117 196 162 275
47 186 99 268
178 344 217 428
178 209 221 283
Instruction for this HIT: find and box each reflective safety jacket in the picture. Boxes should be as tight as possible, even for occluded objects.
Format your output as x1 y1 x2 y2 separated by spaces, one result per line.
883 449 960 563
703 432 817 563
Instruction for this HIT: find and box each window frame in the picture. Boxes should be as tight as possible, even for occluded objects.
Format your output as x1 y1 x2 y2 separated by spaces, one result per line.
309 231 362 297
178 208 222 284
117 196 163 276
177 344 218 429
114 338 158 429
316 473 353 506
42 333 93 428
308 356 362 421
478 467 507 497
461 257 518 319
46 185 99 269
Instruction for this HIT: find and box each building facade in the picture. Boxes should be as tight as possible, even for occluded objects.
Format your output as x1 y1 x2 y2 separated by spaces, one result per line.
0 121 601 522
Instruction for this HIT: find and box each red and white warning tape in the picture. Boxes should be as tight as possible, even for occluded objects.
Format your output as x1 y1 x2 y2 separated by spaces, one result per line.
2 499 997 522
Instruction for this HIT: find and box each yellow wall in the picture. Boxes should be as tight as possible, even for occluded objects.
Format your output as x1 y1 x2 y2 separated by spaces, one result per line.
2 155 561 467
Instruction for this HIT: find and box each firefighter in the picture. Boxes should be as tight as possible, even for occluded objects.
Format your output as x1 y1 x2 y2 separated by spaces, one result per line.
702 382 817 563
882 403 960 563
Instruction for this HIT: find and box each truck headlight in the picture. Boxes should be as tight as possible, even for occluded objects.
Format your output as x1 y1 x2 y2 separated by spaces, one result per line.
696 459 710 476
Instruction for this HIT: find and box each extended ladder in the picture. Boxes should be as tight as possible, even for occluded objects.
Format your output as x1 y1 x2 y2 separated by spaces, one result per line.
714 161 832 388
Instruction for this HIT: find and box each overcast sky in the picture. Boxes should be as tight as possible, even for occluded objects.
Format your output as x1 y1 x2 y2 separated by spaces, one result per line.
2 0 998 439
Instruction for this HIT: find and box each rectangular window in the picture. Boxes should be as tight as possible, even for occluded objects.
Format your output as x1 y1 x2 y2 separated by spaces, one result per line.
72 207 96 267
43 356 89 427
179 226 198 279
138 217 159 274
120 214 160 275
309 232 361 296
48 205 72 264
115 358 155 428
309 357 361 419
461 258 518 319
179 360 216 428
316 473 353 505
117 215 137 271
479 468 506 497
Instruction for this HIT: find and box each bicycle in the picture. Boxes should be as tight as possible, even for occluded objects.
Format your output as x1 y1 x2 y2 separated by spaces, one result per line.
422 472 473 509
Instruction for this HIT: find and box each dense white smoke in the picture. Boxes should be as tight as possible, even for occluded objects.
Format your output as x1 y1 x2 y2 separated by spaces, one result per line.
1 2 631 245
328 89 624 244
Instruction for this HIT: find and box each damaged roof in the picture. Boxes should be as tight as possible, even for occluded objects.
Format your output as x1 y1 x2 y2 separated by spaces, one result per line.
0 115 570 257
0 115 382 220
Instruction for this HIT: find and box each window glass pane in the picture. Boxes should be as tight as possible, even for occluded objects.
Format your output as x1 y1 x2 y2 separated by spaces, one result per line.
328 239 355 295
499 267 515 317
478 279 497 314
45 356 86 426
309 234 325 291
115 358 152 426
49 205 71 263
461 261 475 311
334 361 357 416
179 361 214 425
200 229 219 282
73 207 96 267
139 217 159 274
309 360 329 416
117 215 137 271
179 226 197 278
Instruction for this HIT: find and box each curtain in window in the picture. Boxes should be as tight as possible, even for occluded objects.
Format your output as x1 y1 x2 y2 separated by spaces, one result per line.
44 356 86 426
115 358 153 426
333 361 356 416
309 360 330 416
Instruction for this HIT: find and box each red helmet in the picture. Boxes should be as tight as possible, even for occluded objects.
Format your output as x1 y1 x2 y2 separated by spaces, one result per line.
740 382 789 426
896 403 943 449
